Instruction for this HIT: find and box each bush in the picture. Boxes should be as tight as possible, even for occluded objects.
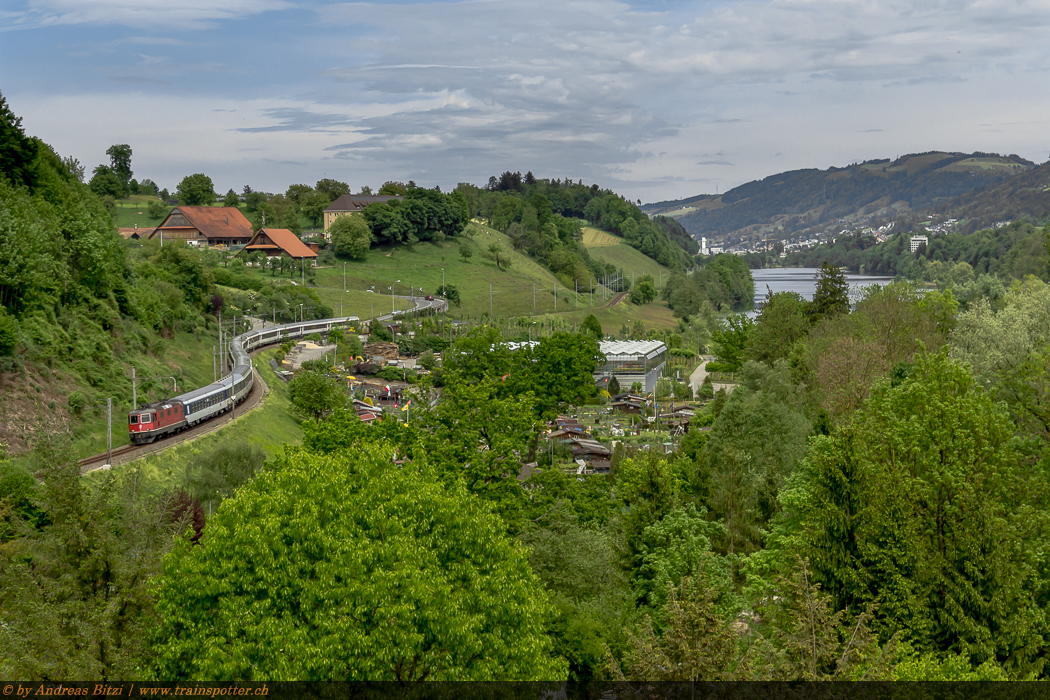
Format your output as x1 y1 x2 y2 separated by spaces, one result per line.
68 391 87 416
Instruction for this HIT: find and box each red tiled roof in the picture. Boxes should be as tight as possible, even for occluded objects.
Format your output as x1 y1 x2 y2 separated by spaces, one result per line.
151 207 253 240
243 228 317 258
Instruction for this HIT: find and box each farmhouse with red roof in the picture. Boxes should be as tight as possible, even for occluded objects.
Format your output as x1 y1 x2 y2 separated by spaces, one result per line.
149 206 253 247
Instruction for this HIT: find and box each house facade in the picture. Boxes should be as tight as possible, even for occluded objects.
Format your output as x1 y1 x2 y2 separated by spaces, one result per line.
322 194 403 237
240 228 318 261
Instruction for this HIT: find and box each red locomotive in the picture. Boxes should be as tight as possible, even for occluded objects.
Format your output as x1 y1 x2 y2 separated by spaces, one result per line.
128 401 187 444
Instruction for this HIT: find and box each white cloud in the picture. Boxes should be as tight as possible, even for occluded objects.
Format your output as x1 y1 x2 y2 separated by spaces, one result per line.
6 0 293 30
8 0 1050 201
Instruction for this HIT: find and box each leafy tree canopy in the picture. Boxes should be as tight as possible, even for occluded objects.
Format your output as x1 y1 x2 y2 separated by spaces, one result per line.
176 173 215 206
329 214 373 260
151 445 567 681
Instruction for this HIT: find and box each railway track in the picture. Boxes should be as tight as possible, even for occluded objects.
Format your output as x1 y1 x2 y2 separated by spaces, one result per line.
602 291 629 308
77 365 269 475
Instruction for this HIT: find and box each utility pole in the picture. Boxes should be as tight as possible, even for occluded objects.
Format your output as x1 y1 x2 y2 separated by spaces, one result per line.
106 398 112 467
212 347 216 382
343 262 346 292
218 309 223 375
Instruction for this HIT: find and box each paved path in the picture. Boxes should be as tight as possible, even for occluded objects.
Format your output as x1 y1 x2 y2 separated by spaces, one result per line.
688 356 735 399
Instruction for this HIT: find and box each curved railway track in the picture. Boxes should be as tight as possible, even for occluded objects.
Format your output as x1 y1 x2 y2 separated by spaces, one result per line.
76 295 446 475
602 291 629 308
78 361 270 475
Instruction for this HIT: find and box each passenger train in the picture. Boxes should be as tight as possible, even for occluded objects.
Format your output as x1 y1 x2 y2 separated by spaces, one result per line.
128 316 359 444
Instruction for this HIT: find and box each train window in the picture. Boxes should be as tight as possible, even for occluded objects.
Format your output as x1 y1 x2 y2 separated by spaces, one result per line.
141 414 150 423
129 415 138 424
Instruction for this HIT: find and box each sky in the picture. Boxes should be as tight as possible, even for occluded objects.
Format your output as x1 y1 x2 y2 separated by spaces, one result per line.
3 0 1049 203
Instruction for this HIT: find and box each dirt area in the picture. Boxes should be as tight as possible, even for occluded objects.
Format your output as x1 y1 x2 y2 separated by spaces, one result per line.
0 365 75 454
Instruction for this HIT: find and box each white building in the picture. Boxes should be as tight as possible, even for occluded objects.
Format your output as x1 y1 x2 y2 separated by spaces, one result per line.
910 235 928 253
595 340 667 393
700 236 709 256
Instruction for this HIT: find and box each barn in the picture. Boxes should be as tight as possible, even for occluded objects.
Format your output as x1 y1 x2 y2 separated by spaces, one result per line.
149 206 253 247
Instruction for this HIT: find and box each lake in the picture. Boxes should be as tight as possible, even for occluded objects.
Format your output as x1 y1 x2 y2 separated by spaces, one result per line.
750 267 895 312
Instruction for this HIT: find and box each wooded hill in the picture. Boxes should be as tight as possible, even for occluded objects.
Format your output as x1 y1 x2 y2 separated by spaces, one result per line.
645 152 1041 244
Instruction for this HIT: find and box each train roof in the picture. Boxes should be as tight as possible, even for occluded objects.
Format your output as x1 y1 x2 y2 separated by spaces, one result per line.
132 400 179 412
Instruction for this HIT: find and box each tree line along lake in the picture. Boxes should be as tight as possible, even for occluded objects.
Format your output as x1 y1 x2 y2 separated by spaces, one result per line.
750 267 896 312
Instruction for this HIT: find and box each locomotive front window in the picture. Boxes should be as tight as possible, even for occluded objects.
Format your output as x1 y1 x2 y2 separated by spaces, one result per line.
140 414 150 423
129 415 138 424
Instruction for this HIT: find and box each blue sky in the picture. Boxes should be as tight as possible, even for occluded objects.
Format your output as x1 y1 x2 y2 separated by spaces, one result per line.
3 0 1049 202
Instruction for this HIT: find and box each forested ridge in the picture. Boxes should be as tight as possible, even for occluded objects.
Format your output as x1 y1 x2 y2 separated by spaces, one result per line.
645 151 1040 242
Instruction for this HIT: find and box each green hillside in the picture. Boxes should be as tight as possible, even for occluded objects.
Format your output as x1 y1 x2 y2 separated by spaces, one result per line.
580 226 674 281
263 222 632 320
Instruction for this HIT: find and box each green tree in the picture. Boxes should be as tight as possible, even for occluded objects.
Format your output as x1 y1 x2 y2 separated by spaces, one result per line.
176 173 215 206
629 274 656 305
607 374 621 395
608 571 737 681
147 200 166 219
424 376 537 515
459 240 473 263
315 178 350 203
521 505 635 680
522 332 601 417
800 351 1048 675
581 313 603 338
88 165 123 198
810 260 850 321
288 369 345 419
150 444 567 680
633 505 735 612
299 190 328 227
710 314 753 372
378 180 408 195
329 214 373 260
438 283 461 307
488 242 507 270
222 189 239 207
105 143 133 194
706 375 810 554
1 435 187 679
0 90 36 190
951 278 1050 447
747 290 810 365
